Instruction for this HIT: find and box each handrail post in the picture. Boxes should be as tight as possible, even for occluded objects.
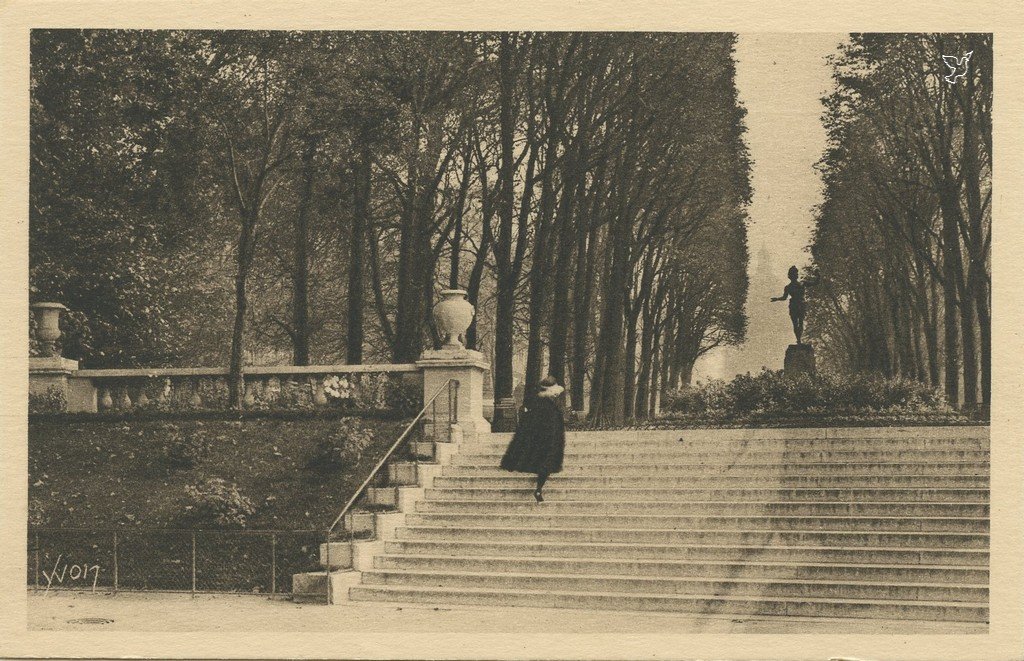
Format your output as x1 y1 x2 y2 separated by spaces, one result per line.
112 531 118 594
447 380 454 441
191 532 197 597
453 379 460 423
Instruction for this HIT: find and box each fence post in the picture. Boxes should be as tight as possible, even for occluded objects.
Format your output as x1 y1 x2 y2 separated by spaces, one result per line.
325 530 332 605
270 533 276 596
34 531 40 591
112 531 118 594
191 532 197 597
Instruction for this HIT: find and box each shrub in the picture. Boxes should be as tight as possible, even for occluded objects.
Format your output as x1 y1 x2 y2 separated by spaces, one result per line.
182 478 256 528
660 369 951 419
304 418 375 471
383 377 422 416
159 423 213 468
29 386 67 414
28 313 41 357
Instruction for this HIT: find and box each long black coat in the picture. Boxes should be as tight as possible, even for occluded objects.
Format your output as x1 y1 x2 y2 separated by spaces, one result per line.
500 395 565 475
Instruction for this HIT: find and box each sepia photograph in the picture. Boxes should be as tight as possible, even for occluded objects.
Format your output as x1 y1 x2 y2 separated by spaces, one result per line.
3 3 1023 660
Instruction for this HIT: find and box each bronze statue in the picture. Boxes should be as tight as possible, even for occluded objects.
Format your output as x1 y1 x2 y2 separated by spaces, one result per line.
771 266 817 345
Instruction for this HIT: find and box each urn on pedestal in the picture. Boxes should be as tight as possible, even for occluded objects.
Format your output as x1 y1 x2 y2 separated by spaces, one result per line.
433 289 475 350
31 302 67 357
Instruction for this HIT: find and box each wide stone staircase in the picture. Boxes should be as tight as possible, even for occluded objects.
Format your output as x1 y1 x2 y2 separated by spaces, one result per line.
347 426 989 622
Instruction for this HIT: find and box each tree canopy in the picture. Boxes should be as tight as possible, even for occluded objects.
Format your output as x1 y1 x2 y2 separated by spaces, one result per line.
30 30 752 420
809 33 991 410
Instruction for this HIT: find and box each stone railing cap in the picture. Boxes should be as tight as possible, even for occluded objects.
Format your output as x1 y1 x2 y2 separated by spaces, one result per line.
30 302 68 310
76 363 420 378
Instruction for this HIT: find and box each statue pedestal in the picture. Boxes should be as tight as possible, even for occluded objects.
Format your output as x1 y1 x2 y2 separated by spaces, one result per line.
416 348 491 442
784 344 816 377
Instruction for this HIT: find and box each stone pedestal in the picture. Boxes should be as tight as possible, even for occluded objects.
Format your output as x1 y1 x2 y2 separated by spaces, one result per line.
416 348 491 442
784 343 816 377
29 356 96 412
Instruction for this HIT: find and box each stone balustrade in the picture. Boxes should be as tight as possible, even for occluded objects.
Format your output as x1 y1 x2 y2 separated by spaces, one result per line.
27 295 489 437
77 365 422 414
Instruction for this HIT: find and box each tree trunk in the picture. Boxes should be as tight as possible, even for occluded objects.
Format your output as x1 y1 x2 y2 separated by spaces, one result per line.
960 57 991 407
569 207 599 412
367 226 394 349
346 142 370 364
292 140 315 366
927 273 941 388
228 216 256 409
492 33 518 407
623 299 638 420
591 213 630 424
548 127 588 385
588 222 616 416
464 209 491 350
635 299 656 420
940 243 960 406
523 130 560 390
973 269 991 406
393 117 425 363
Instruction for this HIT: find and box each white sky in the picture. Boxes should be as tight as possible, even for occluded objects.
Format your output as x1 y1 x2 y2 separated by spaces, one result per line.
695 33 846 380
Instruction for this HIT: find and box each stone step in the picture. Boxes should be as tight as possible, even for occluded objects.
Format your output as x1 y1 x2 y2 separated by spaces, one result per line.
424 487 990 503
451 457 990 475
434 473 991 488
373 554 989 584
473 435 989 450
358 569 988 604
464 446 990 463
348 584 988 622
346 427 989 623
514 426 987 441
415 499 989 517
404 512 989 533
396 525 990 548
383 539 990 566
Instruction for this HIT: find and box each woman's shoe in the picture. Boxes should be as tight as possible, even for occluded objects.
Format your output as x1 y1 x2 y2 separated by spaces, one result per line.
534 490 544 503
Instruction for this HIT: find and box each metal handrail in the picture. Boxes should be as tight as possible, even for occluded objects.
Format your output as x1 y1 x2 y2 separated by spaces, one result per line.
326 378 458 537
323 377 458 604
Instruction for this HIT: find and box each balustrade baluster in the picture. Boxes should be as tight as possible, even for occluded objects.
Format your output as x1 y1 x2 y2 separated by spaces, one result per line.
312 377 327 406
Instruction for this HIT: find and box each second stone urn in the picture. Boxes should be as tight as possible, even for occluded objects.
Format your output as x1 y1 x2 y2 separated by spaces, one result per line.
433 289 475 350
31 302 67 358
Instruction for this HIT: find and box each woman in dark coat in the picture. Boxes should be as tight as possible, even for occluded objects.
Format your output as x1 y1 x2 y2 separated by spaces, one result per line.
500 375 566 502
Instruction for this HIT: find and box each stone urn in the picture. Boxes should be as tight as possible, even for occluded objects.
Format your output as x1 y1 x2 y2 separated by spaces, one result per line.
433 290 475 350
31 302 67 357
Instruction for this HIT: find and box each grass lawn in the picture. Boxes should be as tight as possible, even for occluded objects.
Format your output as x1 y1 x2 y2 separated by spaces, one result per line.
28 416 410 531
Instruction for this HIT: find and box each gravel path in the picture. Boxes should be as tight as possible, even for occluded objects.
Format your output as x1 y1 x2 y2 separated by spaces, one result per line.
28 590 986 634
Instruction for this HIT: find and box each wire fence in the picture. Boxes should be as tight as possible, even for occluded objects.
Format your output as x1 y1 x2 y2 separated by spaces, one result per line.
28 527 326 596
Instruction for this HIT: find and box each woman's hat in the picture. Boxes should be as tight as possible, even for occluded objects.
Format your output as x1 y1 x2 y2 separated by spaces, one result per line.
539 375 558 387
